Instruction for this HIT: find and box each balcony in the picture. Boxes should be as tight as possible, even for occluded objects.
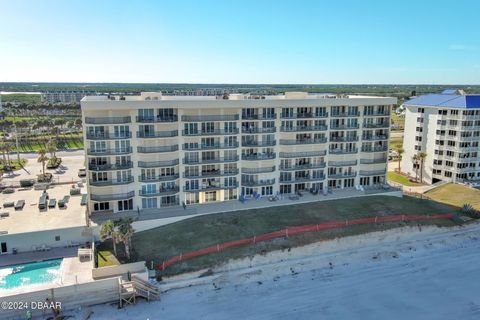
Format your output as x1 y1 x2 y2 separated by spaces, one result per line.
241 166 275 174
359 169 387 176
280 162 326 170
361 146 388 152
138 159 179 168
279 151 327 158
242 153 276 161
359 158 387 164
280 175 325 183
329 148 358 155
328 172 357 178
241 127 276 134
182 156 239 165
280 113 328 119
137 145 179 153
88 161 133 171
242 113 276 120
183 142 239 150
242 179 276 187
182 129 239 136
362 135 389 141
279 138 327 145
87 147 133 156
181 114 239 122
136 115 178 123
86 132 132 140
329 136 359 142
184 169 239 178
183 183 239 192
139 186 180 197
364 111 391 116
85 116 131 124
138 174 179 182
328 160 358 166
137 130 179 138
331 111 360 117
90 191 135 202
280 125 328 132
362 123 389 129
241 140 276 147
330 124 359 130
89 177 134 186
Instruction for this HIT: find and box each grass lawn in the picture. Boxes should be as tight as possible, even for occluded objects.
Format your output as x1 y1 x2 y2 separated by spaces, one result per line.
14 138 84 152
0 158 27 171
389 136 403 150
97 250 120 267
387 171 421 186
426 183 480 211
125 196 456 276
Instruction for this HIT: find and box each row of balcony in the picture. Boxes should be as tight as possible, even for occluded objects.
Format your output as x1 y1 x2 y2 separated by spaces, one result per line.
89 168 387 190
87 155 387 172
86 127 389 142
85 111 391 126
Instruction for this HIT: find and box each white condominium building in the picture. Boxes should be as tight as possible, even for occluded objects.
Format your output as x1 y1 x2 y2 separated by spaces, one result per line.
41 90 96 104
81 92 395 216
402 89 480 184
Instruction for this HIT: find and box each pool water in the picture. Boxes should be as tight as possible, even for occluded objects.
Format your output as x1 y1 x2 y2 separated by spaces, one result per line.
0 259 62 290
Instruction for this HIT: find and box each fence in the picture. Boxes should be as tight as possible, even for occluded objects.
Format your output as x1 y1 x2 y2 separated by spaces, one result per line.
158 213 454 271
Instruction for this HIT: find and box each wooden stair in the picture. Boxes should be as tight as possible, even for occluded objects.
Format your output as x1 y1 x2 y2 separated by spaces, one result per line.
119 276 160 307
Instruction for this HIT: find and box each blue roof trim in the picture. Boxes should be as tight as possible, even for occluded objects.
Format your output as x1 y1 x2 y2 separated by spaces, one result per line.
404 93 480 109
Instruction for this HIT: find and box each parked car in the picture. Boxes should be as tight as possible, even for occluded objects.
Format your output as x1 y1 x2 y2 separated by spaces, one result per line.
78 168 86 177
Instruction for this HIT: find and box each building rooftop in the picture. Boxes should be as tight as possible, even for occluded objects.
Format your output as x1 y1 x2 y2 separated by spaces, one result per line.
404 89 480 109
82 91 391 102
0 183 89 235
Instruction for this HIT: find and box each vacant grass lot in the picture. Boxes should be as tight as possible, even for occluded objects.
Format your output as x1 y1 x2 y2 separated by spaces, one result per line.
387 171 421 186
389 136 403 150
426 183 480 210
391 113 405 130
125 196 456 275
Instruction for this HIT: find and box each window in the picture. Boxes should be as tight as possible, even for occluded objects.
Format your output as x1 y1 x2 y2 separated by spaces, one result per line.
118 199 133 211
142 197 157 209
55 236 61 241
93 202 110 211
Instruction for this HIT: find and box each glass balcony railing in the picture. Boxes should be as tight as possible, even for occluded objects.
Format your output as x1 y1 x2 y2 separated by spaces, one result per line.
86 132 132 140
85 116 131 124
137 145 179 153
90 191 135 201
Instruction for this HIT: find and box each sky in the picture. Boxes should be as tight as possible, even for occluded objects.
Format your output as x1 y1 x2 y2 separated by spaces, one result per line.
1 0 479 84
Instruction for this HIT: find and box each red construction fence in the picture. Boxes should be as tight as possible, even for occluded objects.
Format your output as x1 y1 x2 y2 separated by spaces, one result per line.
158 213 454 271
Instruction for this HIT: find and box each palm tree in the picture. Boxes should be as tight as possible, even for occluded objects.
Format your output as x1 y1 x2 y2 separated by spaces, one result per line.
46 138 58 160
418 152 427 183
117 218 135 260
2 142 13 168
396 147 404 172
0 141 7 167
37 149 49 176
412 154 420 182
100 220 118 257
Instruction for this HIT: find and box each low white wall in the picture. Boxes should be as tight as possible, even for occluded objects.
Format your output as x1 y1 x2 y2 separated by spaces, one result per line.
1 277 119 320
92 261 146 279
0 226 95 254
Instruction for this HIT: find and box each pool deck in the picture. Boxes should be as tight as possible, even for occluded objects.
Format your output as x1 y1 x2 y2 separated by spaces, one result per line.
0 247 94 297
0 247 77 267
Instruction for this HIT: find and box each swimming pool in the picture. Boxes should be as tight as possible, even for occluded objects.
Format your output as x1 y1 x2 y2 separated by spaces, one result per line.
0 258 63 290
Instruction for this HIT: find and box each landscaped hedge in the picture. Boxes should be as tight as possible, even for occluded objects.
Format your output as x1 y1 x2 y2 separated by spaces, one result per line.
47 157 62 169
37 173 53 183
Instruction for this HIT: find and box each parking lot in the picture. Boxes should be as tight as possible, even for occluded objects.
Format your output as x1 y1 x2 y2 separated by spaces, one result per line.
1 151 86 187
